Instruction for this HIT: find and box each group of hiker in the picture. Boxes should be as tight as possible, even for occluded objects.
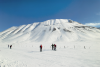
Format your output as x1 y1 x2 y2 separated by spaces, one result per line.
51 44 56 51
8 45 12 49
39 43 57 52
8 43 57 52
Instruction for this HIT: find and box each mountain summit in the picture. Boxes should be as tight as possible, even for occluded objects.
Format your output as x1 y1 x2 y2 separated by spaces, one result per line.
0 19 100 43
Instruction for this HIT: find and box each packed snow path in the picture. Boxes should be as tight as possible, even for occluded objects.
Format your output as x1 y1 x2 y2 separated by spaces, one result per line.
0 42 100 67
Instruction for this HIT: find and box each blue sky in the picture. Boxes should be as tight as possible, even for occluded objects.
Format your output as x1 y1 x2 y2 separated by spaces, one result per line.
0 0 100 32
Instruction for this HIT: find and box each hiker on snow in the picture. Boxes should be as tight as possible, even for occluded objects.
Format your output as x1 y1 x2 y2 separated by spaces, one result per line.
54 44 56 51
40 45 42 52
51 44 54 50
8 45 9 48
10 45 12 49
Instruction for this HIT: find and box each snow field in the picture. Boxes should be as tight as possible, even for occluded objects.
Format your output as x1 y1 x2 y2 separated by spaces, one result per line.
0 40 100 67
0 19 100 67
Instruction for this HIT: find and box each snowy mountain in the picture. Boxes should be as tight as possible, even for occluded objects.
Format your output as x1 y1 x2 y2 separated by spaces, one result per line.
0 19 100 67
0 19 100 43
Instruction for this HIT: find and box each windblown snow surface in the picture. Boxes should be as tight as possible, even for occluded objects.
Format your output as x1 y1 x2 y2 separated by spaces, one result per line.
0 19 100 67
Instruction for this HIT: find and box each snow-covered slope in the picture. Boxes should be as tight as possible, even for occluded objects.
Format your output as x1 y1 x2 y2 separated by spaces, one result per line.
0 19 100 67
0 19 100 43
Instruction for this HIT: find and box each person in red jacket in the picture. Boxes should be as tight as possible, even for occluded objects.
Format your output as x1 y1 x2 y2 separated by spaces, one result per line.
40 45 42 52
54 44 56 51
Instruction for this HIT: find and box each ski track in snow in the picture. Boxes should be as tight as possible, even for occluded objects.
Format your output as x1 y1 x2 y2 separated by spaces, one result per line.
0 41 100 67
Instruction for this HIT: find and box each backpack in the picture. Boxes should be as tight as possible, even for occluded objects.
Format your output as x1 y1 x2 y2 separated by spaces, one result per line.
40 45 42 48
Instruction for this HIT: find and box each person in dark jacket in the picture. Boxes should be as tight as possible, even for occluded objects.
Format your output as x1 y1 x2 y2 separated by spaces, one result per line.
40 45 42 52
51 44 54 50
54 44 56 51
10 45 12 49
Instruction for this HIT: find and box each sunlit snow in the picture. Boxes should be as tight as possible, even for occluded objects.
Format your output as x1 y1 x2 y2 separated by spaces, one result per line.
0 19 100 67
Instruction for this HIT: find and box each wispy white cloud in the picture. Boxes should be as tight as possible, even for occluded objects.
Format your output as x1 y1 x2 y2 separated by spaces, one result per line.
85 22 100 27
96 12 100 15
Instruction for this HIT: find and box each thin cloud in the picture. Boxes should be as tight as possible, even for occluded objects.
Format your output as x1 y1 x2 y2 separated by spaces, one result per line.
85 22 100 27
96 12 100 15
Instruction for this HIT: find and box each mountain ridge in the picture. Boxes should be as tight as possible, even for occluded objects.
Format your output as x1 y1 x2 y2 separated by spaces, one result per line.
0 19 100 43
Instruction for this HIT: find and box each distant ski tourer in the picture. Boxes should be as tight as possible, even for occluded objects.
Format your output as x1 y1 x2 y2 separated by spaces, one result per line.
54 44 56 51
51 44 54 50
40 45 42 52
